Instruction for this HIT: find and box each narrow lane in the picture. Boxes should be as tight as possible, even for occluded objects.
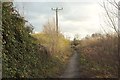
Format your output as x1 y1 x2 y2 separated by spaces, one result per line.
60 51 80 78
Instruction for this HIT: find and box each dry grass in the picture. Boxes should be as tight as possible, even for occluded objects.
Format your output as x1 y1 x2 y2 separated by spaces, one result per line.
77 33 118 78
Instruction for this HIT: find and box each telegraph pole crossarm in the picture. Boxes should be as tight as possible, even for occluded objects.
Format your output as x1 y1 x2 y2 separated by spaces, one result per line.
51 7 63 34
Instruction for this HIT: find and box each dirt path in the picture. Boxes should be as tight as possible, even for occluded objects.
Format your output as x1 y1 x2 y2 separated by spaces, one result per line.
60 51 80 78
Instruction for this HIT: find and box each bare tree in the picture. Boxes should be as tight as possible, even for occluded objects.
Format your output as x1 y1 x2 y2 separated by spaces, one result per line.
100 0 120 77
100 0 119 35
43 18 58 55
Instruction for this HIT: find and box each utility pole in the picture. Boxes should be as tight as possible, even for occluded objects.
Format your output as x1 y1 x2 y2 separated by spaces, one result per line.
51 7 63 34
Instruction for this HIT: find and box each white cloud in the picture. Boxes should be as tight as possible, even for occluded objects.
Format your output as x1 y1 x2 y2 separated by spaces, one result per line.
14 1 109 39
58 3 103 39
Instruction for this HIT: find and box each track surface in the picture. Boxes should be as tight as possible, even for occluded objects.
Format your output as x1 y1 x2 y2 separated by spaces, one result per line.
60 52 80 78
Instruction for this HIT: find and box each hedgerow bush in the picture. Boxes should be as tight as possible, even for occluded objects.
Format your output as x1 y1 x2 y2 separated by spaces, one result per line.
2 2 72 78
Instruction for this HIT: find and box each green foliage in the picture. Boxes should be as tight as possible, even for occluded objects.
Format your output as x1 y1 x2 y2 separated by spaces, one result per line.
32 33 72 62
32 33 72 76
2 2 49 78
32 20 73 77
2 2 72 78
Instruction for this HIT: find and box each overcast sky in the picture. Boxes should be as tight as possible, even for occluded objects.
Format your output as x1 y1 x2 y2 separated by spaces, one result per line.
13 0 116 40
